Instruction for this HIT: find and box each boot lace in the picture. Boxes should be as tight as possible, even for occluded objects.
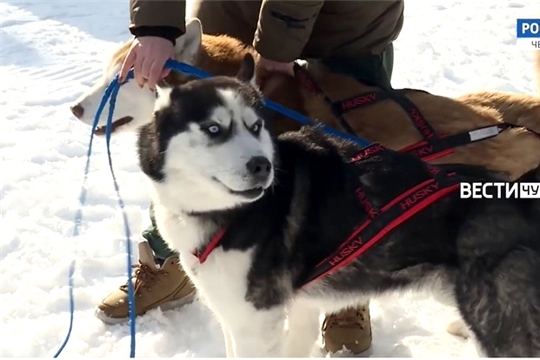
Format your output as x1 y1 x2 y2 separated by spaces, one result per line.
119 263 166 294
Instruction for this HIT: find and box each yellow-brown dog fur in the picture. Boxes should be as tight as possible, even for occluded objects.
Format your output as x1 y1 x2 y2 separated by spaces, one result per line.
109 35 540 181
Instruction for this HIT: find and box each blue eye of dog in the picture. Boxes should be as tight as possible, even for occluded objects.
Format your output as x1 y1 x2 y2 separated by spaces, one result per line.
250 120 262 135
203 123 222 136
208 125 220 133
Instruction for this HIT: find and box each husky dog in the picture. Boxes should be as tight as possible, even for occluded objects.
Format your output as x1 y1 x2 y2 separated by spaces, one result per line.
137 53 540 357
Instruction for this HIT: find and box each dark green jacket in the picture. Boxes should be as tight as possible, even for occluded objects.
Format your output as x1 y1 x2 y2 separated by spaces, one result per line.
129 0 404 62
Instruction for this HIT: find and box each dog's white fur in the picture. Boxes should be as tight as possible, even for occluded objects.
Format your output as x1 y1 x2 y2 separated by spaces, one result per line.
72 19 204 133
153 87 274 215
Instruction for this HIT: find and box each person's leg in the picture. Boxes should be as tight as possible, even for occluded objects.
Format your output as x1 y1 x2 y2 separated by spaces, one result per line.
382 42 394 82
321 42 395 91
95 203 195 324
141 202 177 262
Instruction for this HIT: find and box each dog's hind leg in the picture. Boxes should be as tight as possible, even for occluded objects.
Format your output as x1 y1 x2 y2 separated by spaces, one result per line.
455 248 540 357
284 299 320 356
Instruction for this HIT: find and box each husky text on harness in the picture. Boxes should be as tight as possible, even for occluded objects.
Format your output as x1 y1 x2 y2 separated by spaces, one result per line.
301 143 461 286
293 64 539 162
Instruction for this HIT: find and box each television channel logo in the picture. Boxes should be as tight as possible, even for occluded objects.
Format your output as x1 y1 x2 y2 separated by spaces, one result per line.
516 19 540 50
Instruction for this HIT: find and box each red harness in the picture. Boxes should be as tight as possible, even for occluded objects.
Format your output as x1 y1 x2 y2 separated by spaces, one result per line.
193 227 227 264
301 144 461 286
192 143 461 288
293 64 537 162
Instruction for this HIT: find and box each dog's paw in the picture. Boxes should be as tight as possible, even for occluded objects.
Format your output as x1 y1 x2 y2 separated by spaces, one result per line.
446 319 470 339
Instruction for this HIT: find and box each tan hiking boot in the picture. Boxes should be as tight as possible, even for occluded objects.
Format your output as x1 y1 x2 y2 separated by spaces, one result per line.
322 304 372 354
95 241 196 324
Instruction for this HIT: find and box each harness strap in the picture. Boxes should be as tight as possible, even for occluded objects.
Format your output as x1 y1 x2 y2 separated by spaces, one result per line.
193 226 228 264
338 88 440 141
293 63 438 142
293 63 540 162
399 123 511 161
294 63 359 136
385 90 439 141
336 89 421 112
300 144 461 287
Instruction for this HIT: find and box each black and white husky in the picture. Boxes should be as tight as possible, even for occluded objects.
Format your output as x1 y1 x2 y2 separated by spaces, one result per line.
137 53 540 357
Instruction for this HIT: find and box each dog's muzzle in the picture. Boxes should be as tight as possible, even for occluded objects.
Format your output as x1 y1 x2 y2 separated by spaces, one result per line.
228 156 272 200
213 156 273 200
246 156 272 185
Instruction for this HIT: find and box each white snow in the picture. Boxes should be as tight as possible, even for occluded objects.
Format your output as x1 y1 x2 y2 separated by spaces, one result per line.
1 0 539 357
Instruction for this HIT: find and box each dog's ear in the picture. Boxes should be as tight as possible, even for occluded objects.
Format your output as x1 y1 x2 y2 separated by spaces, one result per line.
236 53 256 86
174 18 202 63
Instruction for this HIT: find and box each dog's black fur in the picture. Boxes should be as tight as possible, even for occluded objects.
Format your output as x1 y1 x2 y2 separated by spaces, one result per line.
137 55 540 356
272 128 540 355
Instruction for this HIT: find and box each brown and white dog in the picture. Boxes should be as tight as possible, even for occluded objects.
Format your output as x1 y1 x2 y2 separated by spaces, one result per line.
71 19 540 182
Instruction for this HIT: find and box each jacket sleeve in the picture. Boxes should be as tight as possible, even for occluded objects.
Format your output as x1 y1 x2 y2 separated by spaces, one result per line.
253 0 324 62
129 0 186 44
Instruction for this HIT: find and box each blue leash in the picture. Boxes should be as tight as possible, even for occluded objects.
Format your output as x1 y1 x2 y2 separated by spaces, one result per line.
53 58 371 358
53 76 136 357
52 261 74 357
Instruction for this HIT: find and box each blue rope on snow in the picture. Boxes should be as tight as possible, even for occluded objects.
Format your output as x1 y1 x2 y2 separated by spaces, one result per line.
104 79 138 357
54 76 137 358
52 261 75 358
54 58 371 358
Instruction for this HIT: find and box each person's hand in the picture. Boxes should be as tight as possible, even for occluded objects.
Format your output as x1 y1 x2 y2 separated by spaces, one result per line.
119 36 175 91
256 54 294 89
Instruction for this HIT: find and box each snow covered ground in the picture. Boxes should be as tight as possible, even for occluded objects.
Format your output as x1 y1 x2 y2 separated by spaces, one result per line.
1 0 539 358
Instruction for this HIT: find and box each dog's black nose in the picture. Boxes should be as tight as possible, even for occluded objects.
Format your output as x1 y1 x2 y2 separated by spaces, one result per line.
70 104 84 119
246 156 271 178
